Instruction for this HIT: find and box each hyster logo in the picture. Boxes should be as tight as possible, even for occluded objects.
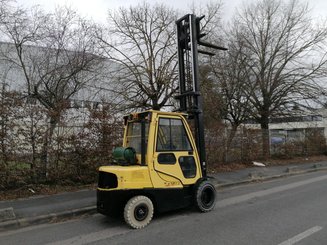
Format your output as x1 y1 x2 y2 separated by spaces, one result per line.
164 181 179 186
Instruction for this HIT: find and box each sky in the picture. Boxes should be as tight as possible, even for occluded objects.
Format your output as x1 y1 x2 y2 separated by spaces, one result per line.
15 0 327 24
15 0 239 22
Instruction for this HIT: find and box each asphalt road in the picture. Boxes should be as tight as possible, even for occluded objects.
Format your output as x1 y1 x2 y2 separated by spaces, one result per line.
1 171 327 245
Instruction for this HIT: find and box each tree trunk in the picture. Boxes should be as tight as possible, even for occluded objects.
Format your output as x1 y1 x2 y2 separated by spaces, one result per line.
224 124 239 163
41 116 58 179
30 115 36 170
260 116 270 160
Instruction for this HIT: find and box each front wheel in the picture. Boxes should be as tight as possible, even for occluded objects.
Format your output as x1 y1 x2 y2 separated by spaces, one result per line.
124 195 154 229
195 180 216 212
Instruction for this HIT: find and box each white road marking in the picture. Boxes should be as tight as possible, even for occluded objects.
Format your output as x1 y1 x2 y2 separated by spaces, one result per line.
216 174 327 208
278 226 323 245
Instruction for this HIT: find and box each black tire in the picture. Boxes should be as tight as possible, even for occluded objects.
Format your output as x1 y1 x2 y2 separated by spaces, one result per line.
124 195 154 229
195 180 216 212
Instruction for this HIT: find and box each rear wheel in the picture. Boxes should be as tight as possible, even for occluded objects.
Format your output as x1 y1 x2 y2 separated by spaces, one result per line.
195 180 216 212
124 195 154 229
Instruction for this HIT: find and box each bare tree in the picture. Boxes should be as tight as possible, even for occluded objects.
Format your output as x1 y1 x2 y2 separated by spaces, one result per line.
97 2 179 111
0 0 10 19
199 64 225 127
227 0 327 158
97 1 224 111
0 66 19 168
210 41 253 156
0 5 103 175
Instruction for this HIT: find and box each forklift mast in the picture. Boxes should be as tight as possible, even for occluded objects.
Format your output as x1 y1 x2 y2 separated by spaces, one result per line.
175 14 226 177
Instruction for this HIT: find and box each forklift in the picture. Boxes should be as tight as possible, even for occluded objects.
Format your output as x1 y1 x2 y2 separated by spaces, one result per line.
97 14 226 229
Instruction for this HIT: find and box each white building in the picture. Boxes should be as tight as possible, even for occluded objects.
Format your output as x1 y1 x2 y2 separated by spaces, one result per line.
269 111 325 144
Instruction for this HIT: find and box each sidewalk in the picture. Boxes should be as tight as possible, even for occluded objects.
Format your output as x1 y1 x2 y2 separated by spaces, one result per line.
1 160 327 231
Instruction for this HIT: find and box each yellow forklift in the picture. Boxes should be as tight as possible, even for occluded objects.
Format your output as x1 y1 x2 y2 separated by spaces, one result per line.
97 14 226 229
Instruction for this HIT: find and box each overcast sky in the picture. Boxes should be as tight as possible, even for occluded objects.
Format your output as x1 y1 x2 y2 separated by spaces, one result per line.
15 0 327 24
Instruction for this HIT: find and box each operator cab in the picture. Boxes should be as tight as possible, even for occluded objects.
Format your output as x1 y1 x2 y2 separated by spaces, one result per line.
112 111 200 182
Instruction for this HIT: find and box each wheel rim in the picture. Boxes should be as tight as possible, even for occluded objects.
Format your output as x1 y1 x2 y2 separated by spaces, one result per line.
134 204 149 221
201 187 215 208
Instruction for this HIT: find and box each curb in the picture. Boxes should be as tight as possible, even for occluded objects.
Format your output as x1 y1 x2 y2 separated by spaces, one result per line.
0 206 96 231
215 166 327 189
0 207 16 222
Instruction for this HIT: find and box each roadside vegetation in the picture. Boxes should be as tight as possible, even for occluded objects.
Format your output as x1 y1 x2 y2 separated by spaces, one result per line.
1 0 327 194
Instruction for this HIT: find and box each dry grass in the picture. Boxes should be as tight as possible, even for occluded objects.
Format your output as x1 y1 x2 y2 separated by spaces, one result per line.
209 155 327 173
0 183 96 201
